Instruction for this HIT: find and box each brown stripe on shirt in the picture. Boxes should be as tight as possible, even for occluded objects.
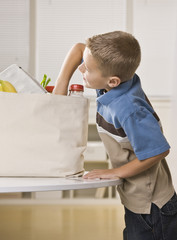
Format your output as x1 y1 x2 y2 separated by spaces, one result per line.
96 112 126 137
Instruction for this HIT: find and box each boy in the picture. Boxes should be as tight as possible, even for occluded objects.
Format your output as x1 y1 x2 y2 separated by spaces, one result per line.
53 31 177 239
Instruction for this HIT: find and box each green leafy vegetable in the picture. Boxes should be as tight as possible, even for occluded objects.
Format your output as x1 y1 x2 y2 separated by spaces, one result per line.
40 74 51 88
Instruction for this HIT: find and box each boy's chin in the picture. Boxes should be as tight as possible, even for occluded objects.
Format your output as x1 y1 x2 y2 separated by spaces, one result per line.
83 82 91 89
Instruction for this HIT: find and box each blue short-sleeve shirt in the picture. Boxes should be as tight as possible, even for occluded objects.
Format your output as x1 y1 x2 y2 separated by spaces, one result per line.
96 74 170 160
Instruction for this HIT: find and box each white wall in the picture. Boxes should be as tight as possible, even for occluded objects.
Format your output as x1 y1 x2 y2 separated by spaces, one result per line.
133 0 177 96
35 0 127 96
0 0 29 72
1 0 176 97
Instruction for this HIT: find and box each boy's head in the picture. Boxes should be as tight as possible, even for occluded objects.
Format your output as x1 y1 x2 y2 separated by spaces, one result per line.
79 31 141 91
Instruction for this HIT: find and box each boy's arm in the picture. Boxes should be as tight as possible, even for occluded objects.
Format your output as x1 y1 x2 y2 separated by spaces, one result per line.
83 149 169 179
53 43 86 95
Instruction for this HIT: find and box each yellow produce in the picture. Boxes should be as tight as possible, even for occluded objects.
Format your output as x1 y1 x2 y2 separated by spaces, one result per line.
0 80 17 93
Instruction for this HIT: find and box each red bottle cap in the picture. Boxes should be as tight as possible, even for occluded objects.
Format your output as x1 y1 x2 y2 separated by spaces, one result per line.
69 84 84 92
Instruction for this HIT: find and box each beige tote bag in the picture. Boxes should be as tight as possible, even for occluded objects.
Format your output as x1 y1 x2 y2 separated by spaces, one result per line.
0 93 89 177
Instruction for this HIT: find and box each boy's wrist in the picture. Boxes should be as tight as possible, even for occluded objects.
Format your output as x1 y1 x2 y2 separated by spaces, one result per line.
53 81 69 95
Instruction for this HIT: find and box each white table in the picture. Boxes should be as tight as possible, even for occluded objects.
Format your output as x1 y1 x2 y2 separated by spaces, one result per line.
0 177 123 193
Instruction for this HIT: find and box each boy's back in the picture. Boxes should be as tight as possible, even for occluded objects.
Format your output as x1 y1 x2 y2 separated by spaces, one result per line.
96 73 174 214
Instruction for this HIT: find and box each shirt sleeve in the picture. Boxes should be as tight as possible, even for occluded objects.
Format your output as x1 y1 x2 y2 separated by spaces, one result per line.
122 107 170 160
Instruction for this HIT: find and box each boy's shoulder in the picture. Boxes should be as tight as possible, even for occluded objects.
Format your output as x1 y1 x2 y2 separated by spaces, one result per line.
97 74 155 125
109 92 137 124
108 77 156 126
107 75 145 119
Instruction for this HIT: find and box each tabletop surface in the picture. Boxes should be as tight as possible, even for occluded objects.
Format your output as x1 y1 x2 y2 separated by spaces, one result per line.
0 176 123 193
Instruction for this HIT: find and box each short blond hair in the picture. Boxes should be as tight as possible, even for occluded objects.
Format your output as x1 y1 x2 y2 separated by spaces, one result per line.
86 31 141 82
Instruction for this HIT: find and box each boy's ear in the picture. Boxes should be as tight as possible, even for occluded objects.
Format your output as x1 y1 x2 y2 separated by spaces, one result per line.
108 76 121 88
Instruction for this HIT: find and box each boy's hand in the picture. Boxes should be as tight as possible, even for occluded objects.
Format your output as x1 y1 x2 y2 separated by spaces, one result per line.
83 169 120 180
83 150 169 180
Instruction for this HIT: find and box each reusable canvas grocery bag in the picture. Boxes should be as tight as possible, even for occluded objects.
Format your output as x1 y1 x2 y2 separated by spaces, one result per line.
0 93 89 177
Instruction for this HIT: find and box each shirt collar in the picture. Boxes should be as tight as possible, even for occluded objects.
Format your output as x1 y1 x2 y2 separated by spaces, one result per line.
97 74 138 105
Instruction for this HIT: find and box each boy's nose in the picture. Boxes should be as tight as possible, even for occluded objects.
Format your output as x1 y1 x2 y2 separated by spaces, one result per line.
78 63 85 73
